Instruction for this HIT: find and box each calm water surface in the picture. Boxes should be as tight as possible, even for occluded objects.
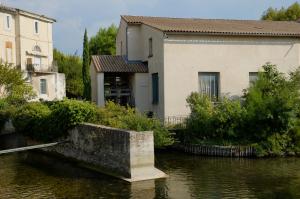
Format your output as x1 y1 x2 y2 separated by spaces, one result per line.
0 134 300 199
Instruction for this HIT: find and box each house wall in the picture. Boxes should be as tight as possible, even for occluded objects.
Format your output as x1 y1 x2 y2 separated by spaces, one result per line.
163 35 300 118
90 62 97 103
116 22 165 119
140 25 165 119
116 18 128 56
0 12 16 65
18 14 53 71
31 73 57 100
132 73 150 113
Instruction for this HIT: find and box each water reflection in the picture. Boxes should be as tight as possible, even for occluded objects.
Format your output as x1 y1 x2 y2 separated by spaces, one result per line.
0 149 299 198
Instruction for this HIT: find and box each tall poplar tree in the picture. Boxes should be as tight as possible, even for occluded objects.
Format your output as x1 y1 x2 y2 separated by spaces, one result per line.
82 29 91 100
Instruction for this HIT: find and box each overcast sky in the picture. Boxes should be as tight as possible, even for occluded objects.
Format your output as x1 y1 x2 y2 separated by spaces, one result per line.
2 0 298 55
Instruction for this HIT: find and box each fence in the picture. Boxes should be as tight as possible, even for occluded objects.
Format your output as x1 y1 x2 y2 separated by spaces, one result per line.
175 144 256 157
164 115 188 129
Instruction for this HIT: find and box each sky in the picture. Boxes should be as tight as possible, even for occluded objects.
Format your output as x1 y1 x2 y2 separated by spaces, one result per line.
2 0 299 55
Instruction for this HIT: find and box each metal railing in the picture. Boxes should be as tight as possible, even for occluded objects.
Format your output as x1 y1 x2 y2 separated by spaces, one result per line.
164 115 188 129
26 63 58 73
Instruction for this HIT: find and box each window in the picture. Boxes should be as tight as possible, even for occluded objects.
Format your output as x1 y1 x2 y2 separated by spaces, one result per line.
5 41 12 63
5 15 11 30
33 45 42 52
199 72 219 99
148 38 153 57
152 73 159 104
40 79 47 95
34 21 39 34
34 56 42 71
249 72 259 85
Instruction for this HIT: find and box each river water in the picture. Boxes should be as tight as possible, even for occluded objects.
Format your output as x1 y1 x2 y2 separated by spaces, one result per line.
0 135 300 198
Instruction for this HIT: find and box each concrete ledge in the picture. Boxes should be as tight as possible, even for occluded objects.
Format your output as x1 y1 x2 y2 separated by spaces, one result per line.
44 123 167 182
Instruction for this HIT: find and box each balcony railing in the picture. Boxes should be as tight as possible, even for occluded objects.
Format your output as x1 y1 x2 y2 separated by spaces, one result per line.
26 63 58 73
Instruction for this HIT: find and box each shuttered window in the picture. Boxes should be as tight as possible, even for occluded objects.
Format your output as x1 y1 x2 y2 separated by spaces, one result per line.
5 41 12 63
40 79 47 95
199 72 219 100
152 73 159 104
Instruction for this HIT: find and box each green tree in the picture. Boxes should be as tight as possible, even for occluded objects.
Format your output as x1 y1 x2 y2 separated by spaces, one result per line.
0 63 35 104
82 29 91 100
262 2 300 21
89 24 118 55
53 49 83 98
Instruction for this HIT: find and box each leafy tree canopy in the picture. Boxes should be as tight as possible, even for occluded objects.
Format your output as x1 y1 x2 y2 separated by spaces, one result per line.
53 48 83 98
89 24 118 55
0 63 35 104
262 2 300 21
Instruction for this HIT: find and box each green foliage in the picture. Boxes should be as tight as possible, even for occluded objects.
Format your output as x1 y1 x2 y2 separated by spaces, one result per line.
186 93 245 141
12 103 51 140
185 63 300 156
95 101 174 148
12 99 96 141
53 48 83 98
0 63 35 104
262 2 300 21
50 99 97 134
89 24 118 55
243 63 299 141
82 29 91 100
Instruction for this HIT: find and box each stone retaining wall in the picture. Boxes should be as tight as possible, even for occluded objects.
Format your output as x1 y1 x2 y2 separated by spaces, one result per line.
44 123 167 182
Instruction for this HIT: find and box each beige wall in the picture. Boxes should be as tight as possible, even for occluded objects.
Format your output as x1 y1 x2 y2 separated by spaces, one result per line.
116 18 128 56
18 14 53 71
163 35 300 118
132 73 150 113
31 73 65 100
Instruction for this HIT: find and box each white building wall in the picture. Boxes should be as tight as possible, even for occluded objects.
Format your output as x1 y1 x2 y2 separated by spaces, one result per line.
96 73 105 106
163 35 300 118
132 73 150 113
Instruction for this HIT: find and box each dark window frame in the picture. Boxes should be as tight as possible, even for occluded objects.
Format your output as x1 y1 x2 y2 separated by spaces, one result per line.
152 73 159 104
148 38 153 58
198 72 220 100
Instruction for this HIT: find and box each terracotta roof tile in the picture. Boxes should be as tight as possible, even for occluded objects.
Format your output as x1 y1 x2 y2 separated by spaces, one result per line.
92 55 148 73
121 15 300 37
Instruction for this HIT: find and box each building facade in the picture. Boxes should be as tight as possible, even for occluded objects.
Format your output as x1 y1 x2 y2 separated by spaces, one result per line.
91 15 300 120
0 5 65 100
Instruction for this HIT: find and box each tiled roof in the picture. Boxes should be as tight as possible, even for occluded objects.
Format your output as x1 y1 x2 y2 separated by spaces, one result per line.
121 15 300 37
0 4 56 22
91 55 148 73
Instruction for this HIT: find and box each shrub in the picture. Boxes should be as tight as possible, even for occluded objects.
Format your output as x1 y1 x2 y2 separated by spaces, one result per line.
213 98 246 140
94 101 174 148
243 64 300 141
12 102 51 140
186 93 214 140
186 93 245 142
12 99 97 141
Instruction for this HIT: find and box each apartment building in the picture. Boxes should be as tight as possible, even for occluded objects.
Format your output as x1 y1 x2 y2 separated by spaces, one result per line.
0 5 65 100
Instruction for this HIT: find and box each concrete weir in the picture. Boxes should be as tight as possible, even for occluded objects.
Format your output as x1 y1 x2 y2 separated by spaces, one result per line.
43 123 167 182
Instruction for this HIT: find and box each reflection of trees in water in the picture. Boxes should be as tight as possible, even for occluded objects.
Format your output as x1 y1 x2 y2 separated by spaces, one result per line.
155 152 300 199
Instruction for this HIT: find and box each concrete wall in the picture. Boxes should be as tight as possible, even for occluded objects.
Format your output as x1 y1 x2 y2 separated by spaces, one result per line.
163 35 300 118
45 123 166 182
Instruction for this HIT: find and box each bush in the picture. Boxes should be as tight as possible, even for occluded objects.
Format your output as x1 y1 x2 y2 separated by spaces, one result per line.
186 93 245 142
12 99 97 141
185 64 300 156
12 103 51 140
94 101 174 148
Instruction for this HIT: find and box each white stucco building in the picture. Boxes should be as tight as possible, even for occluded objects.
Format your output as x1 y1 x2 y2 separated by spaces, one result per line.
91 15 300 120
0 5 65 101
